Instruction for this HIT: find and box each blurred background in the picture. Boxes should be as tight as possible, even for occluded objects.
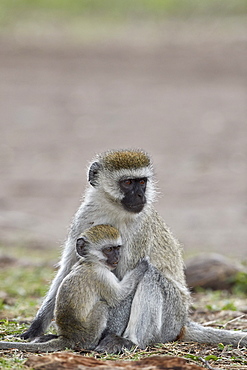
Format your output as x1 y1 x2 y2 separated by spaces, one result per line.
0 0 247 260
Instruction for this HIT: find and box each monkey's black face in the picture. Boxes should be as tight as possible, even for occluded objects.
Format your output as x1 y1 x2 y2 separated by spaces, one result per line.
103 245 121 270
119 178 147 213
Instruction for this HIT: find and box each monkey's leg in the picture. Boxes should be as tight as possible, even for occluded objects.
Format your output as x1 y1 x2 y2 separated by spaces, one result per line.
95 294 136 353
123 270 188 349
123 279 164 348
21 243 78 340
103 293 134 336
80 301 110 350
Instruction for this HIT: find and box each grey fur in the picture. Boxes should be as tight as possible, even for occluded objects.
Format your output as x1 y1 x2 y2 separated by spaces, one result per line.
183 321 247 347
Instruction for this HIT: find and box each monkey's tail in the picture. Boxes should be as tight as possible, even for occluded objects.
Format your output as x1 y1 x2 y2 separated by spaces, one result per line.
181 320 247 347
0 337 69 352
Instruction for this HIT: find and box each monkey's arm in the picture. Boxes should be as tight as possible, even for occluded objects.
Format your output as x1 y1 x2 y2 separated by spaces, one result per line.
117 258 149 300
20 245 77 339
21 203 93 340
102 258 149 307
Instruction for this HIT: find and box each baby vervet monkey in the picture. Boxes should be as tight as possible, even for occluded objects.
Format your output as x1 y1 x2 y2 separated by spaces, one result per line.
0 225 149 352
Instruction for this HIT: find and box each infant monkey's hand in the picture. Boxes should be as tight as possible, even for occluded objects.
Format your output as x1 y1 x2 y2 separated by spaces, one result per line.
136 256 150 273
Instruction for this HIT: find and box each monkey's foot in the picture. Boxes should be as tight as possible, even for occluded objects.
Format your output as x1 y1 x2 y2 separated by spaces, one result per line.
20 319 44 340
95 334 136 354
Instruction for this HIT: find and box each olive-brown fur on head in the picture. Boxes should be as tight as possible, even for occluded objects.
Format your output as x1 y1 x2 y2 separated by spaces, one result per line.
81 224 120 244
102 149 151 171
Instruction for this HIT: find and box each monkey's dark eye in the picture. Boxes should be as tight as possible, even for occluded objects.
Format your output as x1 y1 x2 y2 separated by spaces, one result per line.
104 247 113 253
139 179 146 186
119 179 133 191
123 179 132 186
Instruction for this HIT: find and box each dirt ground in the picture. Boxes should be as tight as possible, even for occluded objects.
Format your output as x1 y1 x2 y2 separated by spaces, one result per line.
0 18 247 260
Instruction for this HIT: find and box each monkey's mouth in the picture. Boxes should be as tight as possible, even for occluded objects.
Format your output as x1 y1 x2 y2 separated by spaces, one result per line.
109 261 118 269
123 203 145 213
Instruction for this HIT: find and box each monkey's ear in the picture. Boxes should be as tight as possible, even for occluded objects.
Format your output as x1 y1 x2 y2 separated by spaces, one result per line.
88 162 102 187
76 237 87 257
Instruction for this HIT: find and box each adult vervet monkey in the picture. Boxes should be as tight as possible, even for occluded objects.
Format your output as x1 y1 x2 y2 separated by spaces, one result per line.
21 149 247 352
0 225 148 352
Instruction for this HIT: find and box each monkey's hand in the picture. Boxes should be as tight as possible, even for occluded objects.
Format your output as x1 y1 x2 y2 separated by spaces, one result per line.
135 256 150 274
142 255 150 262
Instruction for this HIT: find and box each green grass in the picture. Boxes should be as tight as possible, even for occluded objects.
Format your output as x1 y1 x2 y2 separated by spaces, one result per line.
0 0 247 29
0 265 54 320
0 356 26 370
0 244 57 369
0 0 246 46
1 0 247 17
